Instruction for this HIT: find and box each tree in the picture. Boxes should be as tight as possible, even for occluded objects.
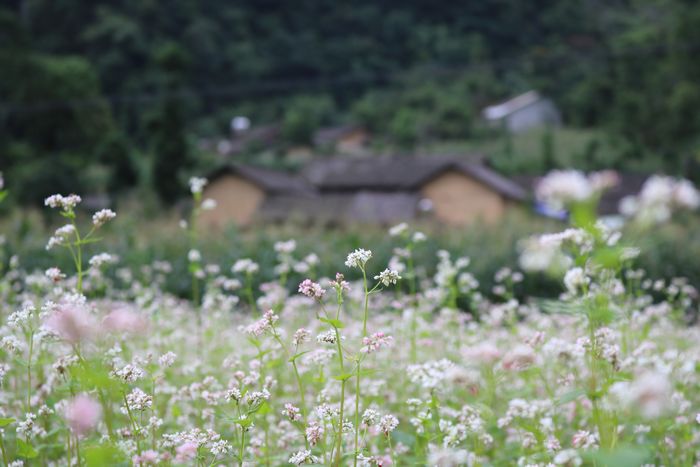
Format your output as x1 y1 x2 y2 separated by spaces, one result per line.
150 43 191 202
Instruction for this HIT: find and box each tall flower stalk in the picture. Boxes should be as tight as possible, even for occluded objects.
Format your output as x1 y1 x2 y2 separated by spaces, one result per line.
343 249 400 466
45 194 116 294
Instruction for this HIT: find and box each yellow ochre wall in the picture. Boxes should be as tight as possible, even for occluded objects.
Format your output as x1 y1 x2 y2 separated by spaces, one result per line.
200 175 265 228
421 170 507 225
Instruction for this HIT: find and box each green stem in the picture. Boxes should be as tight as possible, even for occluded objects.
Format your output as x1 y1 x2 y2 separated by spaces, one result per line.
333 326 346 465
97 387 115 439
291 360 310 449
67 430 72 467
273 332 309 449
387 435 395 465
26 330 34 410
123 393 142 452
73 219 83 294
407 248 418 363
361 268 370 336
0 434 8 466
75 433 81 466
246 273 257 313
331 379 346 465
238 429 245 466
354 268 370 467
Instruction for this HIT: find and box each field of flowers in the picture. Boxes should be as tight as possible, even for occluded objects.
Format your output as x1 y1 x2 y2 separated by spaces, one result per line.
1 172 699 466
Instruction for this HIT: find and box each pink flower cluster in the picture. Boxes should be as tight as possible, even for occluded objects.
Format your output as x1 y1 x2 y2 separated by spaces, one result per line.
298 279 325 299
361 331 394 354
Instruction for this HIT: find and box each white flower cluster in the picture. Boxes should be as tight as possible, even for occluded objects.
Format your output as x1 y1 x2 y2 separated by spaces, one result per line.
89 252 117 268
316 330 338 344
609 370 672 418
374 268 401 286
378 414 399 435
45 267 66 282
112 363 145 383
201 198 217 210
274 239 297 254
518 228 594 272
289 449 320 465
8 302 35 329
123 388 153 412
620 175 700 224
563 267 589 295
92 208 116 226
189 177 207 195
187 249 201 263
407 359 455 390
345 248 372 268
388 222 409 236
536 170 618 210
44 194 82 211
46 224 76 250
159 351 177 367
232 258 259 274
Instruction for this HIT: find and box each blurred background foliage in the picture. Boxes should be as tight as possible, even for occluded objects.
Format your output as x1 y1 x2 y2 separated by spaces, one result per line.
3 208 700 302
2 0 700 206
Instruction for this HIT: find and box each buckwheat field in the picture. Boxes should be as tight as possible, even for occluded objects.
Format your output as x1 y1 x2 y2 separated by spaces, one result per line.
1 171 700 467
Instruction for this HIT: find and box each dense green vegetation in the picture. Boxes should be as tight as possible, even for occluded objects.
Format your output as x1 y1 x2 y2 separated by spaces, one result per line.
3 208 700 304
2 1 700 204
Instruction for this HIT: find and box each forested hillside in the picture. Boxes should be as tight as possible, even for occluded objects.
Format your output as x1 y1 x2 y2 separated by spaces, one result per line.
2 0 700 204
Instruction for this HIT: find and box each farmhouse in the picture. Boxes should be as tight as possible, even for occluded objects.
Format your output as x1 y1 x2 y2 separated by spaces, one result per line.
200 156 527 228
198 164 316 228
482 91 561 133
313 125 370 155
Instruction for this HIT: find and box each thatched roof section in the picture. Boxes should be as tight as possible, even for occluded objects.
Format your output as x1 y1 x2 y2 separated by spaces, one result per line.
302 155 527 200
206 164 316 196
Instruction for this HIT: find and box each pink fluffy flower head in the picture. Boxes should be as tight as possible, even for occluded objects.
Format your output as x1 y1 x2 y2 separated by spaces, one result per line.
103 307 148 334
175 441 198 462
46 304 97 344
65 394 102 436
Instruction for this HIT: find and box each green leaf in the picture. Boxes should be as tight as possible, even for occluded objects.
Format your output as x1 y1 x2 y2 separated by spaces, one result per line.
538 299 584 315
288 350 311 363
332 372 355 382
76 237 103 245
84 443 126 466
257 401 270 416
556 388 586 405
593 247 623 269
588 302 614 327
16 439 38 459
234 416 253 428
584 445 650 467
570 200 597 229
319 317 344 328
0 417 15 427
391 430 416 447
247 336 262 348
70 359 123 395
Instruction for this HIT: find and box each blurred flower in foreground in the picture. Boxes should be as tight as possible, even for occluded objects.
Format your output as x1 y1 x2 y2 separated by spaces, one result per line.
65 394 101 436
